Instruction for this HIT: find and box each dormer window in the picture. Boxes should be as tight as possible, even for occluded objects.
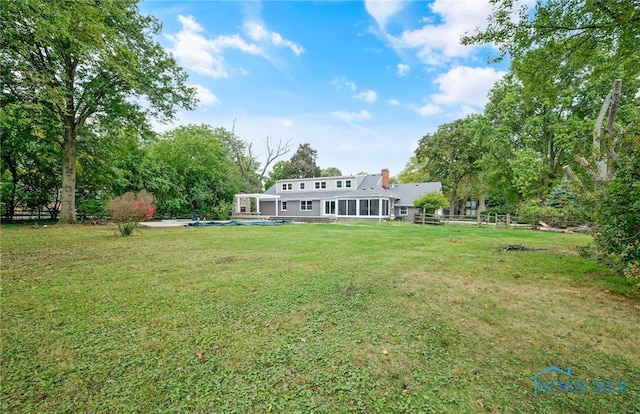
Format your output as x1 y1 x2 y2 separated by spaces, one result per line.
281 183 292 191
336 180 342 189
299 182 305 190
345 180 352 188
314 181 327 189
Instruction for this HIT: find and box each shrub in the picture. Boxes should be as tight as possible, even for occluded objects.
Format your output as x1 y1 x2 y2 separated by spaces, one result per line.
547 180 575 209
77 198 107 221
593 150 640 277
413 192 448 213
517 201 566 227
212 200 232 220
105 191 156 236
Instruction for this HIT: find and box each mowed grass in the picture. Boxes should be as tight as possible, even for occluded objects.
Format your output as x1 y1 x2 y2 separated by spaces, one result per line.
1 222 638 413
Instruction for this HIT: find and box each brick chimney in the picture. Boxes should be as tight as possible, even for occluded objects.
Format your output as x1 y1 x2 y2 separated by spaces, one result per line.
381 168 390 189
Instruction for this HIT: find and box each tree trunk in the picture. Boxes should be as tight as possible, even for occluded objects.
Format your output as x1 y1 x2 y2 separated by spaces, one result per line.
4 162 19 219
478 192 486 213
58 124 77 224
449 181 459 219
448 197 456 219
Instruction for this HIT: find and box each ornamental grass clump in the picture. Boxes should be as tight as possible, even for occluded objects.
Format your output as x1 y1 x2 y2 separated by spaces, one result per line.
105 191 156 236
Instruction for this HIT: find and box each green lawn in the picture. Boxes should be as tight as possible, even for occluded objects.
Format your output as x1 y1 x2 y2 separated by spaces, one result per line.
1 222 638 413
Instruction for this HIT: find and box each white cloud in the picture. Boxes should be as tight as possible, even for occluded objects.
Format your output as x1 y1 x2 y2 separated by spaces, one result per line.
192 84 219 105
386 0 498 65
431 66 506 107
166 15 261 78
281 118 294 128
353 89 378 103
166 15 303 78
397 63 410 76
331 76 357 91
414 104 443 116
243 21 304 56
364 0 406 29
387 98 400 106
331 110 371 122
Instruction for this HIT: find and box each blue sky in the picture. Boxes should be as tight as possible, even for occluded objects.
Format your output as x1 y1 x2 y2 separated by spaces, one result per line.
140 0 517 177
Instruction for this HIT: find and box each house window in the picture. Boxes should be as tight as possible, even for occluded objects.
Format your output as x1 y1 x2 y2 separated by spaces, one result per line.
338 199 359 216
282 183 292 191
321 181 326 189
370 199 380 216
348 200 356 215
358 199 380 216
300 201 312 211
400 206 408 215
315 182 320 189
382 199 389 215
281 201 287 211
345 180 352 188
324 200 335 215
299 183 305 190
338 200 346 215
359 199 370 216
465 200 477 216
336 180 342 189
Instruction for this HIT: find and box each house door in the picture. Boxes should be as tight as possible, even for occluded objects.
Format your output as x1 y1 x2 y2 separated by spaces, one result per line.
324 200 335 215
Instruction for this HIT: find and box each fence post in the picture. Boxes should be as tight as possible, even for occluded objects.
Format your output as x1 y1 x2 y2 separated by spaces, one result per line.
422 209 426 225
507 213 511 229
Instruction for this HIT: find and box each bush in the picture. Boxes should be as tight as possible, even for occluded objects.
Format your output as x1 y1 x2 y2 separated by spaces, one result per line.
105 191 156 236
212 200 232 220
77 198 107 221
593 150 640 278
413 192 448 213
517 201 567 227
547 180 575 209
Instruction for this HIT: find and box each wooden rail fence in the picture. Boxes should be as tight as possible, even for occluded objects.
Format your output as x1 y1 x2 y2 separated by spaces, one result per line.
414 213 533 229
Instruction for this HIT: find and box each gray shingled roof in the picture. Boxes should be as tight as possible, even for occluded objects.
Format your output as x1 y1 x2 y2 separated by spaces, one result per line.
263 173 441 204
391 182 442 206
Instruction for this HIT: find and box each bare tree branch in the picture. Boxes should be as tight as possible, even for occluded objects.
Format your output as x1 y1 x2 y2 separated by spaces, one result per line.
259 136 293 182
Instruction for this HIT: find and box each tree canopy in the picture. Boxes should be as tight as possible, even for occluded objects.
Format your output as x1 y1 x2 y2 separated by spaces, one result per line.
282 143 321 179
463 0 640 97
1 0 196 223
140 125 240 219
414 116 481 217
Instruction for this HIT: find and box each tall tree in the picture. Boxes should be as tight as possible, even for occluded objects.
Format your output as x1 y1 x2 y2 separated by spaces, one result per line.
141 125 241 218
463 0 640 178
0 102 62 219
415 117 481 217
1 0 195 223
476 75 592 202
282 143 321 179
219 123 292 192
